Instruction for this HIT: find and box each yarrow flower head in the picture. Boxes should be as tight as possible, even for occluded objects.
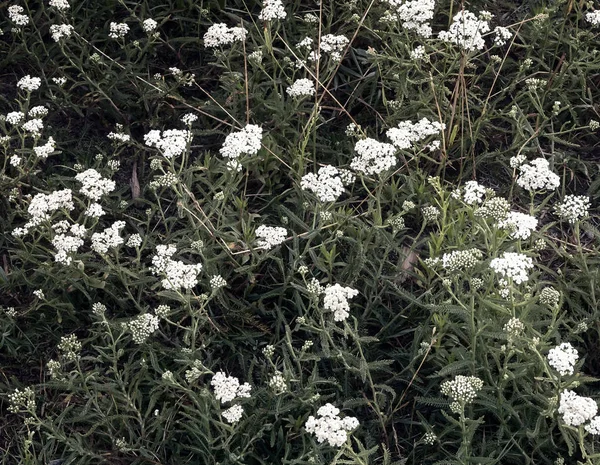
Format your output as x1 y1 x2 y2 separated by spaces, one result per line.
286 78 315 97
498 211 538 240
441 248 483 272
256 225 287 249
301 165 354 202
91 221 126 254
109 22 129 39
441 375 484 413
319 34 349 61
548 343 578 376
49 0 70 10
142 18 158 33
17 75 41 92
558 390 598 426
219 124 263 159
211 371 252 404
75 169 116 201
144 128 192 159
204 23 248 47
322 284 359 322
516 158 560 192
305 403 359 447
258 0 287 21
493 26 512 46
8 5 29 26
150 244 203 290
490 252 534 284
50 24 74 42
386 117 445 150
382 0 435 37
554 195 590 224
351 138 397 175
222 404 244 423
462 181 487 205
439 10 490 52
128 314 160 344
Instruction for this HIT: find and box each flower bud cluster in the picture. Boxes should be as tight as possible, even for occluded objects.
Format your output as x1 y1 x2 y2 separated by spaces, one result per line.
128 314 160 344
441 248 483 272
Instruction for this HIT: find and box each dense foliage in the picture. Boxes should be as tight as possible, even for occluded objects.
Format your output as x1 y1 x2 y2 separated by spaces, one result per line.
1 0 600 464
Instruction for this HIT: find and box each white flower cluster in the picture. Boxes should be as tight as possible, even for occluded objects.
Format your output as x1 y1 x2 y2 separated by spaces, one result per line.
108 130 131 143
441 375 484 413
219 124 263 159
475 197 510 221
211 371 251 423
490 252 534 284
34 137 56 159
256 225 287 249
554 195 590 223
8 387 36 414
13 189 74 236
268 372 287 393
441 248 483 272
126 234 142 248
322 284 359 321
351 138 397 175
547 343 578 376
210 275 227 290
128 313 160 344
6 111 24 125
52 229 85 265
301 165 354 202
8 5 29 26
516 158 560 192
498 211 538 240
50 24 74 42
181 113 198 126
386 117 445 150
305 403 359 447
462 180 487 205
286 78 315 97
75 169 116 201
439 10 490 52
144 129 192 159
204 23 248 47
109 22 129 39
29 106 48 118
143 18 158 33
586 10 600 26
222 404 244 424
17 75 41 92
150 245 203 290
259 0 287 21
91 221 125 254
84 202 105 218
558 390 598 427
382 0 435 37
410 45 427 60
49 0 70 10
503 317 524 338
493 26 512 46
319 34 349 61
22 118 44 136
